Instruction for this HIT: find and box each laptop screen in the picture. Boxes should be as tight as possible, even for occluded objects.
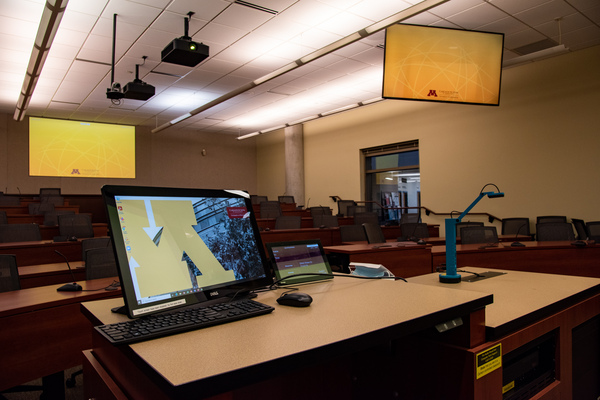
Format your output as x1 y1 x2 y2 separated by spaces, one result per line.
266 240 333 285
102 185 273 318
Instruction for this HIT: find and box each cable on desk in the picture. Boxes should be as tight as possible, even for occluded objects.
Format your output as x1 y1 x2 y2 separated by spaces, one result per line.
267 272 407 291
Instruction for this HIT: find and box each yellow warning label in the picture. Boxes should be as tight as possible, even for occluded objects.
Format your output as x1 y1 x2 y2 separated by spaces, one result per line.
476 343 502 379
502 381 515 394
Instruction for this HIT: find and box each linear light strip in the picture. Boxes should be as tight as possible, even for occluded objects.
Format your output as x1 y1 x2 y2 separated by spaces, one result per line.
14 0 69 121
152 0 448 134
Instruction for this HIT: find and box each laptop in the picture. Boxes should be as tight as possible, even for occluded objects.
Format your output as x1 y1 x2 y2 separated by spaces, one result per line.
101 185 274 318
265 239 333 285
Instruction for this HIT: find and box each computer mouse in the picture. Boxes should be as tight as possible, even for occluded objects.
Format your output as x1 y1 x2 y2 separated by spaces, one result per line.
276 292 313 307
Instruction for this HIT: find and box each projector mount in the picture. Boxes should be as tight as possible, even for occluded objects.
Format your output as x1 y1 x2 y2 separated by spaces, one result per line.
106 14 124 104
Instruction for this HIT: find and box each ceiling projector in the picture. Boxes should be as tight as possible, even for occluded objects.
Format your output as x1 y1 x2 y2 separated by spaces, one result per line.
161 12 209 67
161 37 209 67
123 79 155 101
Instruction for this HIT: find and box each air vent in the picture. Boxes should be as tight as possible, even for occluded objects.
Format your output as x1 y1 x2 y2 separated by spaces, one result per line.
512 39 558 56
234 0 278 14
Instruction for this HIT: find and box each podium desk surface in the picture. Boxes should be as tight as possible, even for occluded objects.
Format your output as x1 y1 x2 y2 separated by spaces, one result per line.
82 277 491 392
408 268 600 339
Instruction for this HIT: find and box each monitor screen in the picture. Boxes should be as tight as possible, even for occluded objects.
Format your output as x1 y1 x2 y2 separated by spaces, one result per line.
383 24 504 106
102 185 273 318
266 240 333 285
29 117 135 178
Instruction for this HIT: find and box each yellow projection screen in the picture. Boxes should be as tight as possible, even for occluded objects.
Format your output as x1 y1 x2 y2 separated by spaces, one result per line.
383 24 504 106
29 117 135 178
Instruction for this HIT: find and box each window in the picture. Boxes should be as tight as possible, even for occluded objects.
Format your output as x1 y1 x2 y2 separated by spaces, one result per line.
362 141 420 224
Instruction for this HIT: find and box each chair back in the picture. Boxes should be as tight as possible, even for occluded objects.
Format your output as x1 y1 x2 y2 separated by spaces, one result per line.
58 213 94 239
536 215 567 224
501 218 530 236
309 206 332 217
536 222 575 241
456 221 484 238
0 210 7 224
400 223 429 240
39 188 61 196
278 195 295 204
313 215 339 228
353 212 379 226
40 194 64 206
400 213 420 224
28 202 55 215
336 200 356 217
0 224 42 243
260 201 282 218
82 237 112 263
251 195 268 205
43 210 75 226
340 225 367 242
571 219 588 240
0 254 20 292
585 222 600 241
363 223 386 244
347 205 367 216
460 226 499 245
274 216 302 230
85 247 118 280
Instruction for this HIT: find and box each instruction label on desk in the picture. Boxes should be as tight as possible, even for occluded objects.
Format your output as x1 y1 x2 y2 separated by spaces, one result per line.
475 343 502 379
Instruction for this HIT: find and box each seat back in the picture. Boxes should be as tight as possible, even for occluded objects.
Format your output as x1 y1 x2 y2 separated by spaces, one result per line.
400 213 420 224
0 210 6 224
0 254 20 292
536 215 567 224
43 210 75 226
28 202 55 215
274 216 302 230
277 195 295 204
353 212 379 226
536 222 575 241
501 218 530 236
260 201 282 218
0 224 42 243
82 237 112 263
456 221 484 238
340 225 367 242
460 226 499 244
571 219 588 240
313 214 339 228
85 247 118 280
309 206 332 217
251 195 268 205
585 221 600 241
58 213 94 239
336 200 356 217
400 223 429 240
347 205 367 216
363 223 386 244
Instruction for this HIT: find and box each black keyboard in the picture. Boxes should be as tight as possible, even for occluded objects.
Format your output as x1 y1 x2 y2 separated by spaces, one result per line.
95 298 274 345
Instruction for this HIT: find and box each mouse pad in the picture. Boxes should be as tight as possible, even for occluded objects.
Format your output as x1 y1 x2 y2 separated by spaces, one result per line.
266 240 333 285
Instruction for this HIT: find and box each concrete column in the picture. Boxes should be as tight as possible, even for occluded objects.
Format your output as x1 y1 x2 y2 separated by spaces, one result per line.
284 125 305 207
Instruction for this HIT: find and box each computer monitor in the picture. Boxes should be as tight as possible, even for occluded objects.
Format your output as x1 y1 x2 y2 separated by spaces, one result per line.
102 185 273 318
266 240 333 285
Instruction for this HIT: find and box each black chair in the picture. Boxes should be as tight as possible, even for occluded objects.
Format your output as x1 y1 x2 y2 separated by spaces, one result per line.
0 223 42 243
313 214 339 228
536 222 575 241
400 213 420 224
274 216 302 230
58 213 94 239
28 202 55 215
259 201 282 218
309 206 332 217
85 247 118 280
0 254 20 292
43 210 75 226
585 221 600 242
363 223 386 244
456 221 484 238
0 196 20 206
571 219 588 240
40 194 65 206
250 195 268 205
82 237 112 264
336 200 356 217
501 218 530 236
0 210 7 224
347 205 367 217
399 223 429 240
278 195 295 204
340 225 367 242
537 215 567 224
39 188 61 196
353 212 379 226
460 226 499 245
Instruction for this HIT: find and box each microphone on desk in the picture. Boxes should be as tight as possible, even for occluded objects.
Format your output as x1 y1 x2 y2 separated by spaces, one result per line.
54 250 82 291
510 224 527 247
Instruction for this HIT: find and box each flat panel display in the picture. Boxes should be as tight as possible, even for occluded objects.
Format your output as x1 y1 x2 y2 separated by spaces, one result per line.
383 24 504 106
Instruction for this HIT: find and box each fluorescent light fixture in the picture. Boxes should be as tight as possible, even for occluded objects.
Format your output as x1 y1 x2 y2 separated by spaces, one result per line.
237 132 260 140
14 0 69 121
170 113 192 124
503 45 569 68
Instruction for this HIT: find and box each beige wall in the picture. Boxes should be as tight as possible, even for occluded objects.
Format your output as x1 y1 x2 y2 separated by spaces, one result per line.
256 45 600 232
0 120 257 195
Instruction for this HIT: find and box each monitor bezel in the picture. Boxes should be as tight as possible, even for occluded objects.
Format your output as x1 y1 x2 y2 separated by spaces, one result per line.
102 184 274 319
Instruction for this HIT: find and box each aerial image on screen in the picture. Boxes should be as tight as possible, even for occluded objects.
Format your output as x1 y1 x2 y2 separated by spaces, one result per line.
114 195 265 308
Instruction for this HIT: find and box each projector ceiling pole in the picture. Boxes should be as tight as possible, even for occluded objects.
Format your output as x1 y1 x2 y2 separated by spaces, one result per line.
111 14 117 86
151 0 448 134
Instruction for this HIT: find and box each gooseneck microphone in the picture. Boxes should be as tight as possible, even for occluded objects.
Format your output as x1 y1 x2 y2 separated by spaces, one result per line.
510 224 527 247
55 250 83 291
